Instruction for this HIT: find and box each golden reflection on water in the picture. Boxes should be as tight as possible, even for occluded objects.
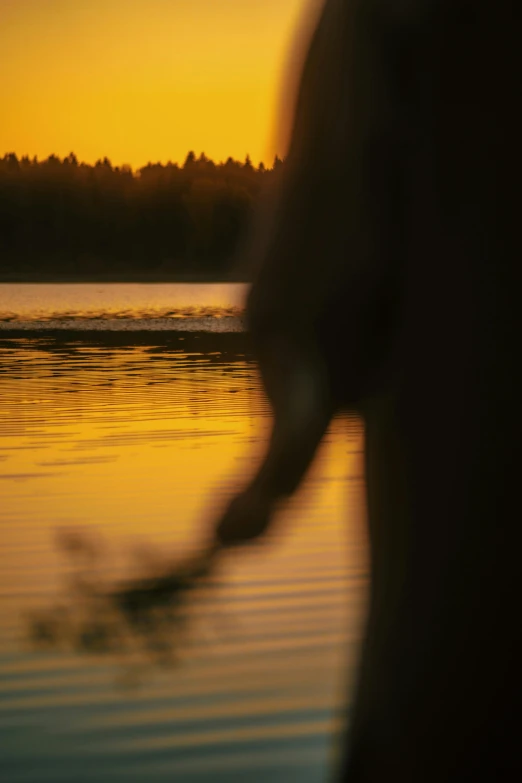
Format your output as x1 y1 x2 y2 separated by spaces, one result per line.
0 332 368 783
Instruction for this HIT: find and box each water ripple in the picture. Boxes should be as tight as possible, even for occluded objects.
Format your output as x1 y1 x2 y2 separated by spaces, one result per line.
0 296 367 783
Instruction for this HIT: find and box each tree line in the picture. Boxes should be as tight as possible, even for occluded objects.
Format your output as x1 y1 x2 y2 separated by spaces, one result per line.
0 152 284 280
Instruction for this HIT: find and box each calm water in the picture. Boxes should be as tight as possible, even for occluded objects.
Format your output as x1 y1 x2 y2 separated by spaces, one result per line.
0 284 368 783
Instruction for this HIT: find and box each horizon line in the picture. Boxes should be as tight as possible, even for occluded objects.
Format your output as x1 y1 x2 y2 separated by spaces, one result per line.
1 150 285 173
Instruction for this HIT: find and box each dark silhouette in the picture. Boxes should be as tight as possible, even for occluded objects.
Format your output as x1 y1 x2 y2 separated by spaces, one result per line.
213 0 522 780
0 152 280 280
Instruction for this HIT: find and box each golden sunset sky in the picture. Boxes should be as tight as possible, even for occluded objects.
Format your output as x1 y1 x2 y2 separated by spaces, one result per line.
1 0 319 168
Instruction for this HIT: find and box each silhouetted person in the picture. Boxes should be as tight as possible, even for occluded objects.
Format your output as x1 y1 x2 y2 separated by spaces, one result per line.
214 1 522 780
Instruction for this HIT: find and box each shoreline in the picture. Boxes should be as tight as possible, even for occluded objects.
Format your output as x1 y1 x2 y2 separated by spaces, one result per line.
0 329 252 354
0 274 250 284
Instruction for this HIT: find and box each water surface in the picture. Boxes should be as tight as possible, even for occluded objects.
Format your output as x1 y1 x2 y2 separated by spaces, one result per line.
0 285 368 782
0 283 247 332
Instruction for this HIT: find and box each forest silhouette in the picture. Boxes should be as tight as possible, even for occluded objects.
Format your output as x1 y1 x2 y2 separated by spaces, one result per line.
0 151 284 280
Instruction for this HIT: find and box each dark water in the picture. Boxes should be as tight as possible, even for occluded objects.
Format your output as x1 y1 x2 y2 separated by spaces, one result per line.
0 285 368 782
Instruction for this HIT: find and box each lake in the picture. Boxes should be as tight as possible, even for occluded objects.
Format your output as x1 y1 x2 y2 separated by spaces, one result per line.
0 284 368 783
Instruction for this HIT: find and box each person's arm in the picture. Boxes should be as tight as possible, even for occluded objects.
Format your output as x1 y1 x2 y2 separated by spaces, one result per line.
214 0 424 547
214 332 332 547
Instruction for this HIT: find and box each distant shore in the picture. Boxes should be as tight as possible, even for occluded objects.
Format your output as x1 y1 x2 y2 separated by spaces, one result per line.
0 272 250 284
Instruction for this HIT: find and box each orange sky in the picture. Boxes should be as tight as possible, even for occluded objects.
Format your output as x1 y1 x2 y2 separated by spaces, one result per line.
0 0 321 168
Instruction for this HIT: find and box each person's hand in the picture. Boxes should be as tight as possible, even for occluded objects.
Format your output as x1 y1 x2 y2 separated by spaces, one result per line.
214 484 276 548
